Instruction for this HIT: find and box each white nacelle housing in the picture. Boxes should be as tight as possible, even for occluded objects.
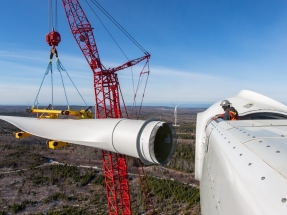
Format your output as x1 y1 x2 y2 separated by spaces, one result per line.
195 90 287 215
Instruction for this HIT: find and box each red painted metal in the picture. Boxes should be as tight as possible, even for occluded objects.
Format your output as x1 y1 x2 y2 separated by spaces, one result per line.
102 151 131 215
61 0 150 214
46 31 61 49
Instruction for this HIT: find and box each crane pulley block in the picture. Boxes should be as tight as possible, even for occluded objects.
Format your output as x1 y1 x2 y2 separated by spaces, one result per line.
47 140 68 149
46 31 61 48
14 131 32 139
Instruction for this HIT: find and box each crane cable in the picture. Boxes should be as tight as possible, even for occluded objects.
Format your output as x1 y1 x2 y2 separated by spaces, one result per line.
85 0 129 61
33 62 52 108
51 62 54 109
84 0 136 97
89 0 148 54
136 65 150 120
57 59 88 107
48 0 58 31
33 60 88 110
86 0 151 119
56 60 70 109
130 60 150 119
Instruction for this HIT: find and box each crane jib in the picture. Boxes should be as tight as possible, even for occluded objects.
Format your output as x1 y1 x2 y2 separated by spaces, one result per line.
61 0 153 214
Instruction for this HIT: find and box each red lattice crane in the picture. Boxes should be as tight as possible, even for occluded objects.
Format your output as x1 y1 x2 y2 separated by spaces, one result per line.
60 0 150 214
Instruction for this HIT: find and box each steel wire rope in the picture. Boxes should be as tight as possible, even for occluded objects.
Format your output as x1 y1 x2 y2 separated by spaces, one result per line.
49 0 54 31
131 61 149 118
90 0 148 54
49 0 58 31
136 69 150 119
87 0 152 116
57 59 88 107
85 0 136 95
85 0 129 61
48 0 52 31
55 0 58 31
51 63 54 109
131 72 144 118
136 70 150 120
56 61 70 109
33 63 52 107
118 85 129 118
85 0 137 98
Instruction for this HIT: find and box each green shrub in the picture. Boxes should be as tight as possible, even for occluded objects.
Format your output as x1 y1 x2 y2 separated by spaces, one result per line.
44 192 71 203
147 176 200 205
8 203 25 213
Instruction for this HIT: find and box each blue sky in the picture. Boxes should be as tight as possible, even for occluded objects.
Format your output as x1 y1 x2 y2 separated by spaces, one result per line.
1 0 287 107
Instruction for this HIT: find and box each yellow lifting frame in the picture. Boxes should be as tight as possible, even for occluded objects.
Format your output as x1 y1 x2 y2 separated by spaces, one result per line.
17 106 93 149
26 105 93 120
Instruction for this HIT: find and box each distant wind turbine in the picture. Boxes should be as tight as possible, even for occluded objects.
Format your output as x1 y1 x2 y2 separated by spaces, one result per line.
174 104 180 127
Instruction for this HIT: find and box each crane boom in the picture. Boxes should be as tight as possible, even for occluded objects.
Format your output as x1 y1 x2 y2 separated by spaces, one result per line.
61 1 151 214
62 0 102 72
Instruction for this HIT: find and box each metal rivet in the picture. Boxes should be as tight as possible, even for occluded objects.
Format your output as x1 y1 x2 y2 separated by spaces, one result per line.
224 137 226 139
240 154 242 156
218 201 220 204
267 145 270 147
248 134 250 136
259 141 262 143
248 163 252 166
281 135 284 137
261 177 265 180
282 198 287 203
276 151 280 153
233 147 236 149
228 141 230 143
253 136 255 138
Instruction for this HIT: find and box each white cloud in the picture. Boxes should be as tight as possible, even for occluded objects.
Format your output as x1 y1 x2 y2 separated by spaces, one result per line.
1 48 287 106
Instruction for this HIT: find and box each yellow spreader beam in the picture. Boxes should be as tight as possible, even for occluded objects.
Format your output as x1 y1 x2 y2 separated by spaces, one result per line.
26 105 93 119
15 105 92 149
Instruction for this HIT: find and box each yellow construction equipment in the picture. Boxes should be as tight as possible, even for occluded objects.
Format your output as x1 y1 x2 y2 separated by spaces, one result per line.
47 140 68 149
61 108 93 119
14 131 32 139
26 105 93 119
27 108 61 119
